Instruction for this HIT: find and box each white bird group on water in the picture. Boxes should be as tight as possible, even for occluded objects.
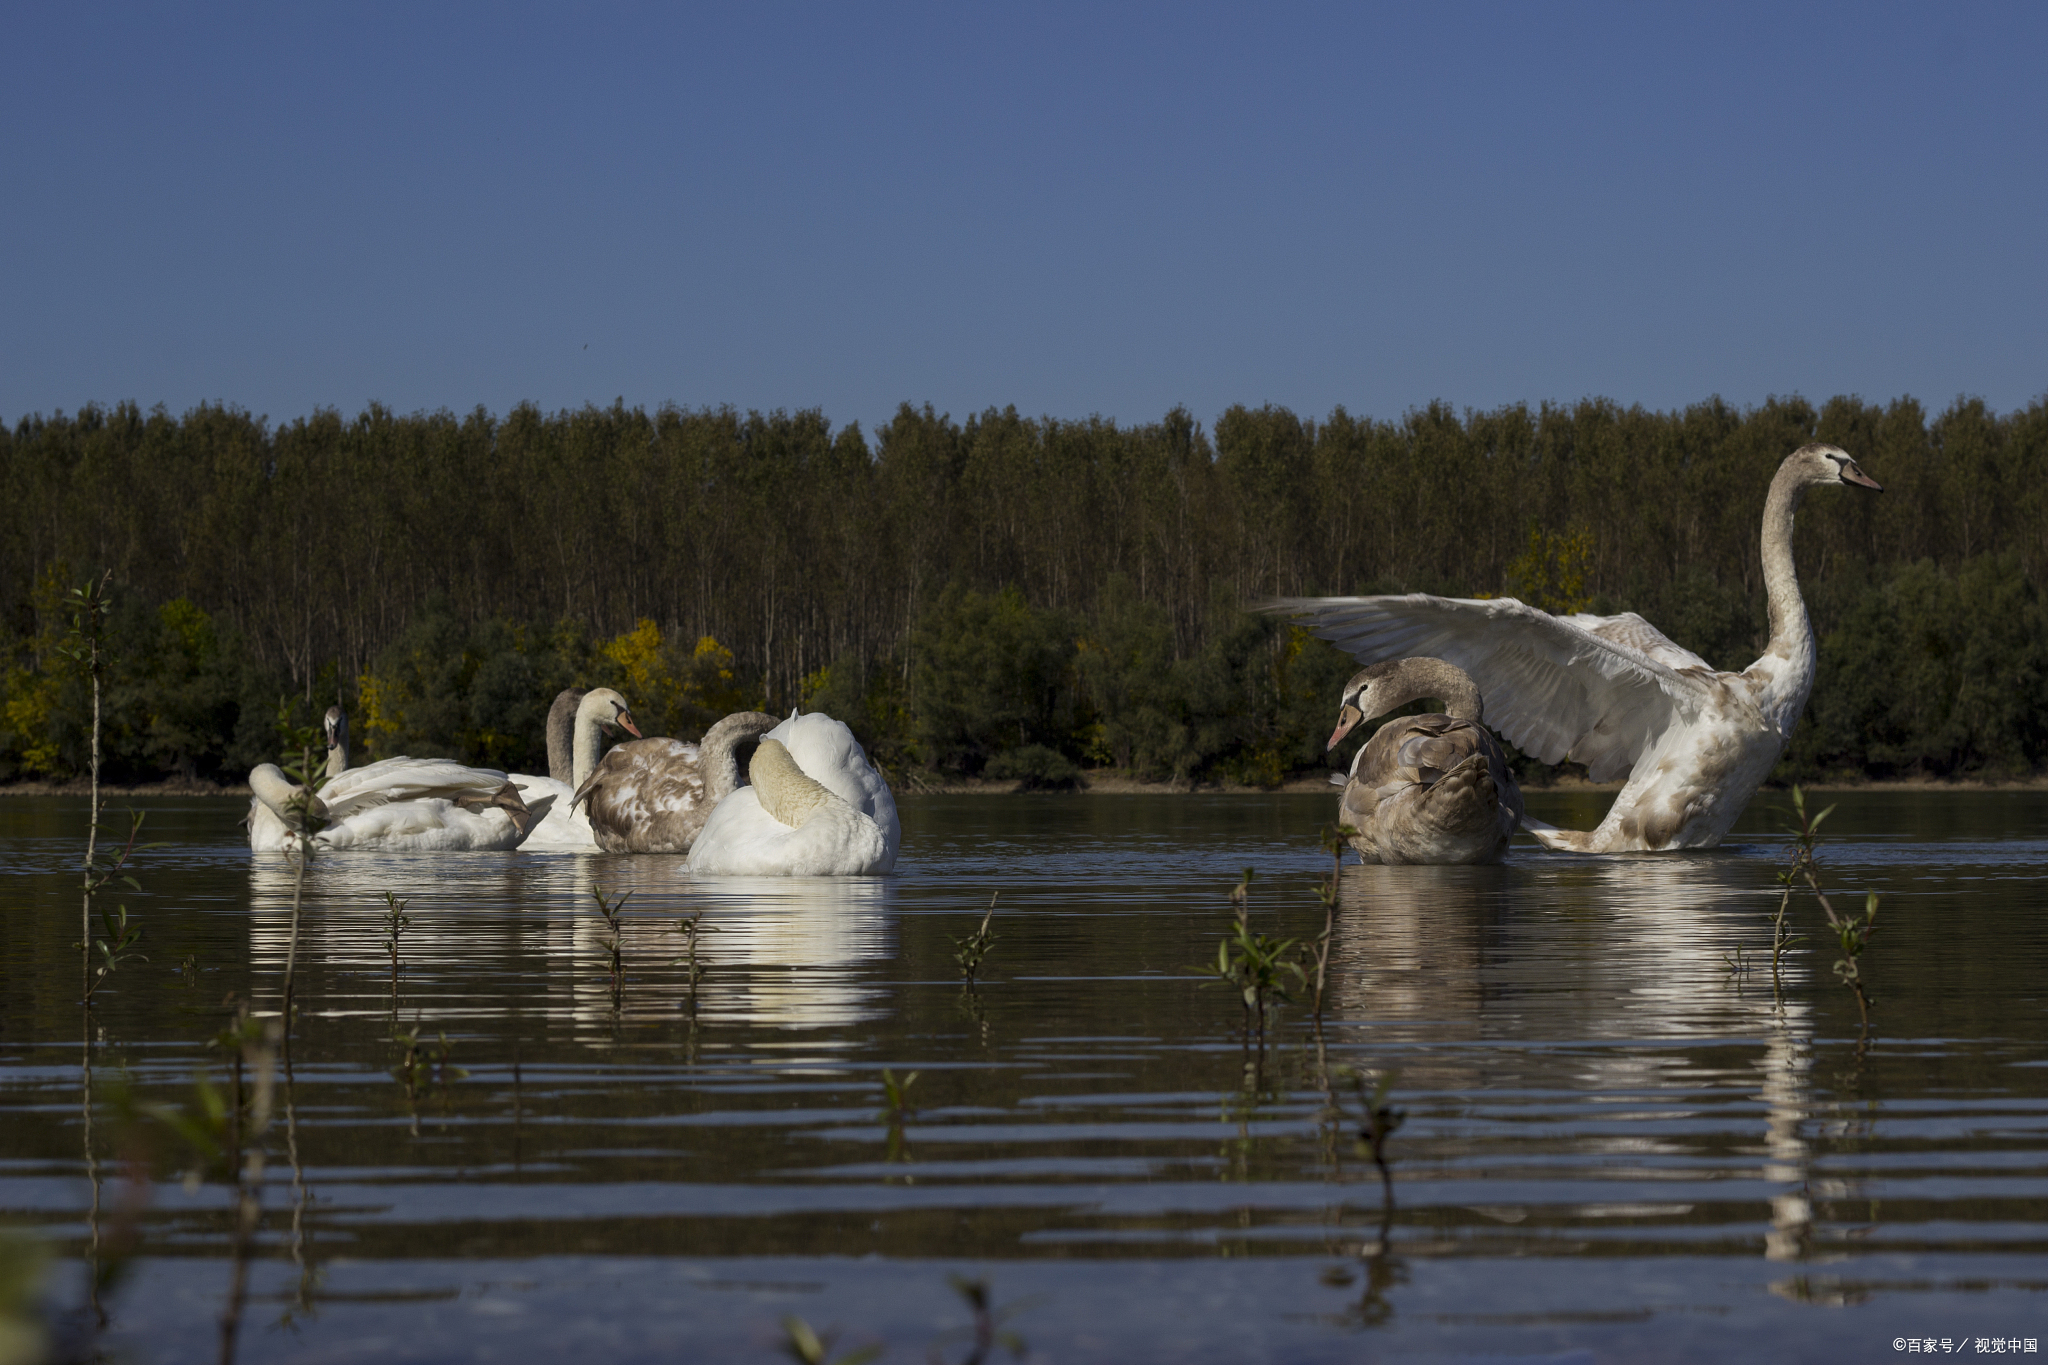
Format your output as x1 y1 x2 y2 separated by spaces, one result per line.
247 696 899 875
248 443 1878 871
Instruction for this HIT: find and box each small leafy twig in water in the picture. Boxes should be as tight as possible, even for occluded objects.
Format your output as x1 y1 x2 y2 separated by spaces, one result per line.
1778 786 1881 1034
272 708 332 1039
391 1021 468 1104
880 1068 920 1121
1304 825 1354 1021
63 571 113 1003
671 908 717 1010
588 886 630 1005
80 900 148 1003
780 1315 880 1365
76 809 160 1004
951 893 999 989
932 1273 1035 1365
1346 1069 1406 1208
215 1005 281 1365
379 892 412 986
880 1067 920 1166
1194 869 1303 1057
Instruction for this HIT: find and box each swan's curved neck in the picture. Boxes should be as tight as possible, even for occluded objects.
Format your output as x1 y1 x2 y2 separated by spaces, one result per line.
572 699 608 791
325 737 348 782
1381 658 1483 722
251 764 327 831
750 740 834 827
1759 462 1814 665
701 712 781 803
548 689 586 785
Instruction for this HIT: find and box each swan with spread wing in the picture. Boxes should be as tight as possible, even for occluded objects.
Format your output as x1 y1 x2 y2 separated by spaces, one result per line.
1270 443 1881 853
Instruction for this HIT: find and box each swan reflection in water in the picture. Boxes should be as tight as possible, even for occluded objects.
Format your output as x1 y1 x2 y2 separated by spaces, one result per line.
244 852 894 1035
1330 853 1802 1035
1325 851 1835 1269
545 860 893 1036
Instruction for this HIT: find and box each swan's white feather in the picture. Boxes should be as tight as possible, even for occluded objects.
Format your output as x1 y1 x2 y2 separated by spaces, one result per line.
248 754 538 853
508 774 601 851
689 713 898 876
1271 593 1713 782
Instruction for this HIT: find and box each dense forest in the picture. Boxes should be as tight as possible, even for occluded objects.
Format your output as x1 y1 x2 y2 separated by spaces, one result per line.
2 392 2044 787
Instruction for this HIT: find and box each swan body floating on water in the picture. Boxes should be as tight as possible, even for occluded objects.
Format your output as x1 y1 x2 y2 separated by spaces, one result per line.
509 688 642 851
688 711 900 875
248 707 548 853
571 709 782 854
1271 443 1881 853
1330 657 1523 864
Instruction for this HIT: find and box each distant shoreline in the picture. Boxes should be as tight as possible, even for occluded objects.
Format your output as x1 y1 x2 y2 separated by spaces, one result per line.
2 773 2042 800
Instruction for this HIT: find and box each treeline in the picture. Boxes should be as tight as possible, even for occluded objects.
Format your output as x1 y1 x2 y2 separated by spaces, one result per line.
2 392 2045 785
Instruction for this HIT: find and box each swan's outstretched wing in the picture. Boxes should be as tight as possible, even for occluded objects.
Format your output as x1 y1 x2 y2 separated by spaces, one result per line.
319 757 515 819
1267 594 1716 781
1561 611 1714 673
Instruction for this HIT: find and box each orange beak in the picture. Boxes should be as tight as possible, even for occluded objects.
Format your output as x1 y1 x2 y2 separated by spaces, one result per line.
1327 703 1363 751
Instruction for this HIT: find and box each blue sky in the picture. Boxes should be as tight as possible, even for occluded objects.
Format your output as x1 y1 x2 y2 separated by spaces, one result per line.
4 2 2044 434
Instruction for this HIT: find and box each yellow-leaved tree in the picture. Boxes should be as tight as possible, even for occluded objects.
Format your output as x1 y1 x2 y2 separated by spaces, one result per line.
598 621 754 738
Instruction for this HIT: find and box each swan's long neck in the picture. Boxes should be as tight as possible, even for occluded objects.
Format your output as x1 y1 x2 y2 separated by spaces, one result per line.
250 764 328 831
1755 462 1817 723
571 700 607 791
701 712 781 803
1380 658 1483 722
548 689 587 785
750 740 835 827
324 710 350 782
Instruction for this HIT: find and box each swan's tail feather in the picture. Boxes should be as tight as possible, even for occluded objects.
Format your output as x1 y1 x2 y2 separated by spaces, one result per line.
512 794 557 840
1530 825 1599 852
458 781 535 831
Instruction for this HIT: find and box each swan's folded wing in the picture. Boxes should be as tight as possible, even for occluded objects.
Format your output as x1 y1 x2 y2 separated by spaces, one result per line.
1266 594 1713 782
1560 612 1713 673
319 757 515 819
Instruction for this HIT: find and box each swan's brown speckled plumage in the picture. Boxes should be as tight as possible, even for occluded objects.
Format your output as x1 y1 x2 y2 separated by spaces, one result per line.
1332 658 1523 864
572 711 779 854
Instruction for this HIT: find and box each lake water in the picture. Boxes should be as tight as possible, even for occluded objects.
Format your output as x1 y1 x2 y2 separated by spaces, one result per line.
2 790 2046 1363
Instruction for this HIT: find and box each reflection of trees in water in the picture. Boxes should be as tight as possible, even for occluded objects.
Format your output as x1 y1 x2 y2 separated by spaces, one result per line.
245 854 894 1036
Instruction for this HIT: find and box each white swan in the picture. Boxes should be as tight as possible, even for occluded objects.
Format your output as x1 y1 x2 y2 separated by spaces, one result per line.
571 709 783 854
1330 657 1523 864
1271 443 1882 853
247 707 550 853
688 711 900 875
508 688 642 851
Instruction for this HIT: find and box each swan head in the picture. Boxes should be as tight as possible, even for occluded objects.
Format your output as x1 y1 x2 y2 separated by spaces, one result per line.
323 706 347 753
1789 443 1882 492
1328 657 1481 748
577 687 643 739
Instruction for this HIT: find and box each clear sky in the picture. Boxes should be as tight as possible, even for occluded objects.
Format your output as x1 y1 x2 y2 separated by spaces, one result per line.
4 2 2044 435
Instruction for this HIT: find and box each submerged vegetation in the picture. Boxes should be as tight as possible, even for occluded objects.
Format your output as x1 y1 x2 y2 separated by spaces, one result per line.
0 393 2044 787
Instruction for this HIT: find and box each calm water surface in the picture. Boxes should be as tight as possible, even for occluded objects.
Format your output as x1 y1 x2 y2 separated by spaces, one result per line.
3 790 2046 1363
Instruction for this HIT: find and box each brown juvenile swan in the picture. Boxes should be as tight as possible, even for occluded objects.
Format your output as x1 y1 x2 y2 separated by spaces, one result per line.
1271 443 1881 852
571 710 781 853
1330 657 1523 865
